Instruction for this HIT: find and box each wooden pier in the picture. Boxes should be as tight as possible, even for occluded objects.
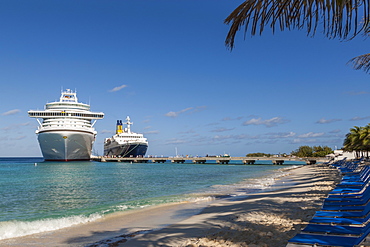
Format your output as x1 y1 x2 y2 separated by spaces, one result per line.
91 156 327 165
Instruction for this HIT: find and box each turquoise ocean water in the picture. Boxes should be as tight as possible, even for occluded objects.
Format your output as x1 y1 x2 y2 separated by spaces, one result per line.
0 157 304 241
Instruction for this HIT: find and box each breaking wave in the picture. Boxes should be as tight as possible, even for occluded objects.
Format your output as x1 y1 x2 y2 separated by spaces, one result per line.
0 214 102 240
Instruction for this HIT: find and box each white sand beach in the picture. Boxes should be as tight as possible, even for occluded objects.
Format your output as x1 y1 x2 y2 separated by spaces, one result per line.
120 164 340 247
1 164 340 247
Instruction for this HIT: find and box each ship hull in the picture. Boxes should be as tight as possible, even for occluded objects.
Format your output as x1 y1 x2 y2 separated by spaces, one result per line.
104 143 148 157
37 130 95 161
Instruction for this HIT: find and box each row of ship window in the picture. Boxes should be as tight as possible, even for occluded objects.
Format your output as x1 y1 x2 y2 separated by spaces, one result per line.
43 124 89 128
44 120 88 127
118 136 141 138
29 112 103 118
46 103 89 109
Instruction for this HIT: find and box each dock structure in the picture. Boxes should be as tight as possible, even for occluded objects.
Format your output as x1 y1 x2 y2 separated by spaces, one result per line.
91 156 326 165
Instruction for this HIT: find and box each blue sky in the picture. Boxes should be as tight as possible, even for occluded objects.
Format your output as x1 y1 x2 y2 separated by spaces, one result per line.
0 0 369 157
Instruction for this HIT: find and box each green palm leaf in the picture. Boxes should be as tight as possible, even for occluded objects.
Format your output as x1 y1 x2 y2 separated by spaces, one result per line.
225 0 370 73
225 0 370 49
348 53 370 72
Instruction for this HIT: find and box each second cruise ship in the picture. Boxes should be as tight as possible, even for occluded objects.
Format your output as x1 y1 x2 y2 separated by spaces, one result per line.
104 116 148 157
28 89 104 161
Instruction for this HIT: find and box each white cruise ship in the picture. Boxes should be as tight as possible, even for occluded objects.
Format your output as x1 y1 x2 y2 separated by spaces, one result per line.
28 89 104 161
104 116 148 157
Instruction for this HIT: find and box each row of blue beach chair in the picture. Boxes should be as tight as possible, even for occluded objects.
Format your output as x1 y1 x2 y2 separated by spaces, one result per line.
287 158 370 247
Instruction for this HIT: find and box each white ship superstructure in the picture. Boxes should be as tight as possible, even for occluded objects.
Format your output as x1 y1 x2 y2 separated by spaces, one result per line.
28 89 104 161
104 116 148 157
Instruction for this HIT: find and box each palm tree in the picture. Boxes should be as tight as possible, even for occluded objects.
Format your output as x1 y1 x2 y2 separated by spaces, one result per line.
342 125 370 158
225 0 370 72
360 124 370 157
343 126 363 158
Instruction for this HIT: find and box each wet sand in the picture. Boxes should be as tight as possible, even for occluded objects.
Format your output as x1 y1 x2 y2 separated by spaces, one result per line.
0 200 211 246
0 163 339 247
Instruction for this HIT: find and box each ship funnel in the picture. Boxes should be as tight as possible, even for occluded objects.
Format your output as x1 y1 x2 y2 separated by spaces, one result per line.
116 120 123 134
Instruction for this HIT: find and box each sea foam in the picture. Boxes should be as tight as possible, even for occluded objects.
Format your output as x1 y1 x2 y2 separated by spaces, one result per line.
0 213 102 240
207 165 300 197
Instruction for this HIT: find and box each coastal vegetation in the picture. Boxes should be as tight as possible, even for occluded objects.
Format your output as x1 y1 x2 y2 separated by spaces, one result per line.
246 152 272 157
247 147 333 158
225 0 370 72
291 145 333 157
343 124 370 158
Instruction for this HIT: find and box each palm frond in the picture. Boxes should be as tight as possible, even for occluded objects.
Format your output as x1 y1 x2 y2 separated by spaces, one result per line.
348 53 370 72
225 0 370 49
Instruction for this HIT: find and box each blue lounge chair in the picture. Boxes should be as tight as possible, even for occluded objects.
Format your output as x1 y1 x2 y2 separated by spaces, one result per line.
325 189 370 203
328 184 370 197
288 230 370 247
288 160 370 246
302 223 368 236
321 204 367 211
341 165 370 181
330 186 367 194
335 161 360 174
289 207 370 246
340 173 369 186
314 204 370 217
309 213 370 225
322 197 370 206
330 176 370 194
